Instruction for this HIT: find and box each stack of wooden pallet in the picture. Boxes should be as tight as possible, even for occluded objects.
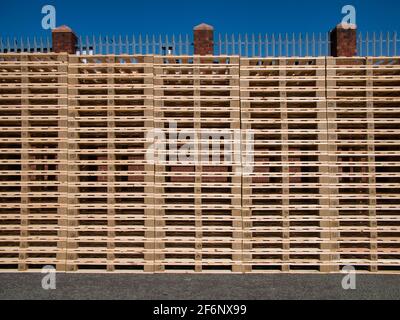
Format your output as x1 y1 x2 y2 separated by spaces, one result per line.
327 57 400 272
67 55 154 272
0 53 399 273
153 56 242 272
0 53 68 271
240 57 331 272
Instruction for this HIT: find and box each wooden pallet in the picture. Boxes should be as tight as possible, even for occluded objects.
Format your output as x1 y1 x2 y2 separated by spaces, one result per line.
0 53 68 272
64 54 155 272
1 53 400 273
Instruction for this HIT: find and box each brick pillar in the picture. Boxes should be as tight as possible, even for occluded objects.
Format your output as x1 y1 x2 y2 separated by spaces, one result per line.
330 23 357 57
52 25 77 54
194 23 214 56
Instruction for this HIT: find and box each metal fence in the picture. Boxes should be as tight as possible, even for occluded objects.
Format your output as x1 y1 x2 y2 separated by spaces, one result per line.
215 33 331 57
0 36 52 53
1 31 398 57
74 33 332 56
76 34 192 56
357 32 398 57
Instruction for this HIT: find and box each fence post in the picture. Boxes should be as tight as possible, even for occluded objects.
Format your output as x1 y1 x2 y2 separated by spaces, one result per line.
193 23 214 56
52 25 77 54
329 23 357 57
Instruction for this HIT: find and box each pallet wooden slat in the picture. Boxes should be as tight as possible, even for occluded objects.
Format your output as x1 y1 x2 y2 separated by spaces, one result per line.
0 53 399 273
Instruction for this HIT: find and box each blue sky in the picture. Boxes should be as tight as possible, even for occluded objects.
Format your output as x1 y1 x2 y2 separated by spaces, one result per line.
0 0 399 38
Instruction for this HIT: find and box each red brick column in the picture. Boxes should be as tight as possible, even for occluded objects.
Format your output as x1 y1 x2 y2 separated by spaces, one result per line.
330 23 357 57
194 23 214 56
52 25 77 54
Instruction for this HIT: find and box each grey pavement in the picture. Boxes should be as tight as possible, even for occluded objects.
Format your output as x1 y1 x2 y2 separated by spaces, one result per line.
0 273 399 300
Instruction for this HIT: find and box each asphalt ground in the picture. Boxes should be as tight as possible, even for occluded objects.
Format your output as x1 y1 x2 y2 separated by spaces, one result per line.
0 273 399 300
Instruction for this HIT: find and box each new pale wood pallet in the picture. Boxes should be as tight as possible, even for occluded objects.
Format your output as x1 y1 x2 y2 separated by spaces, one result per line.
240 57 331 272
154 56 240 132
66 55 155 272
0 53 68 271
326 56 400 272
0 54 399 273
153 56 243 272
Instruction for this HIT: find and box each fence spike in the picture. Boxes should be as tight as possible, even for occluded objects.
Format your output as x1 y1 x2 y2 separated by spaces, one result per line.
178 34 182 56
152 34 156 55
318 33 322 56
285 33 289 57
39 37 44 53
185 34 189 55
138 34 143 55
312 33 316 57
292 33 296 57
218 33 222 56
158 34 162 55
225 33 229 56
165 34 169 55
326 32 329 56
104 35 108 55
99 35 103 54
118 35 122 55
132 35 136 55
251 33 255 57
7 37 11 52
145 34 149 55
11 37 15 53
298 33 302 57
277 33 282 57
20 37 24 52
245 33 249 57
272 34 276 57
33 36 37 52
111 35 116 54
93 35 97 54
238 34 242 56
305 33 309 57
232 34 235 55
84 35 88 54
171 34 175 55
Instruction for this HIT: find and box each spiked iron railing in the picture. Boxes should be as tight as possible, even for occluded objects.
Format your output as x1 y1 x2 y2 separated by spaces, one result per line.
0 31 398 56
